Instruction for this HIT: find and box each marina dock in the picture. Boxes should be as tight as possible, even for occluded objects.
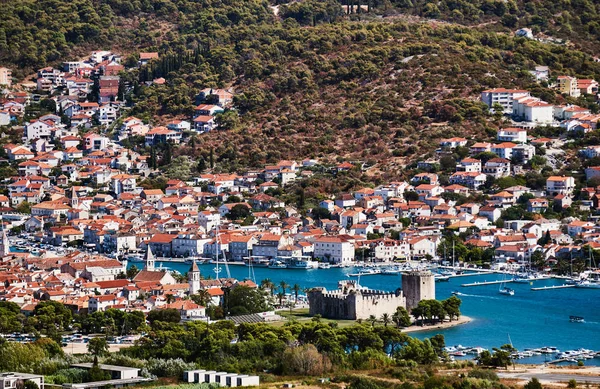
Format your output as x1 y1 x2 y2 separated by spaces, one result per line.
531 284 575 291
439 266 496 273
461 280 512 287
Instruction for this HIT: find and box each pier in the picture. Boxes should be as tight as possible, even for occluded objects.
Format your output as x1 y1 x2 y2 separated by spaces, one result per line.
531 284 575 291
461 279 512 287
439 266 496 273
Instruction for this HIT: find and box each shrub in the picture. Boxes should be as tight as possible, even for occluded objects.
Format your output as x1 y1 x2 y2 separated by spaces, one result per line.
523 378 542 389
143 358 197 378
468 369 499 381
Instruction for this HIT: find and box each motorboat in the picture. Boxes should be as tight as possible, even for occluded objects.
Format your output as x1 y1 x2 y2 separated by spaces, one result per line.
451 290 463 296
539 346 560 354
570 315 585 323
575 280 600 289
286 256 319 269
348 269 381 277
380 267 401 275
268 260 287 269
435 274 450 282
318 263 331 269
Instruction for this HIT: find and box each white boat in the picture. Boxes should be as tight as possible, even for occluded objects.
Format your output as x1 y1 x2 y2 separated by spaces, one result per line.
575 280 600 289
380 267 401 275
499 286 515 296
435 274 450 282
286 256 319 269
539 346 560 354
246 256 270 267
268 260 287 269
318 263 331 269
348 269 381 277
499 274 514 295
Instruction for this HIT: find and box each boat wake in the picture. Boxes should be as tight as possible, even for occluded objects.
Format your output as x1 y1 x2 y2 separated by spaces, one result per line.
457 293 505 300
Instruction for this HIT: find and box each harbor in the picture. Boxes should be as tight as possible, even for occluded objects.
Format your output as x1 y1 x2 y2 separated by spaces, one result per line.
147 259 600 366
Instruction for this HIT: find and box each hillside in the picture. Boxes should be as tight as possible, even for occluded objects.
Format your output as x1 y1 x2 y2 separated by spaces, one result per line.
4 0 600 176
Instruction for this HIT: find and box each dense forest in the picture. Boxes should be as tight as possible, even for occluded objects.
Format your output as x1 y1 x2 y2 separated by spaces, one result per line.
4 0 600 176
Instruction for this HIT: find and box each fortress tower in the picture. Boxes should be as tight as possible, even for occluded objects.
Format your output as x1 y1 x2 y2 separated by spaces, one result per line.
401 271 435 311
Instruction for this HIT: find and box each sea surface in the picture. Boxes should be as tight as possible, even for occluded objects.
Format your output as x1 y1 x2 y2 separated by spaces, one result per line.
144 261 600 365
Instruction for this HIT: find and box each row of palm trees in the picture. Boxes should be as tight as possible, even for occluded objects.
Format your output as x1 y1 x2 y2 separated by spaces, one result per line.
260 279 303 307
363 307 413 328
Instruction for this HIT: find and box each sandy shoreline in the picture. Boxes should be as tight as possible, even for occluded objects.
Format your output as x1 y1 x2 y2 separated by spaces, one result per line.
402 315 473 333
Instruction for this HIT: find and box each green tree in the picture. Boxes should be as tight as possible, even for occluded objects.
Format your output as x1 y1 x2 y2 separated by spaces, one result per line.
191 289 212 306
87 336 109 365
147 308 181 325
392 306 411 328
227 204 251 220
279 281 289 295
228 285 270 315
291 284 301 302
260 278 276 296
16 201 32 214
126 265 140 279
394 337 438 364
442 296 461 321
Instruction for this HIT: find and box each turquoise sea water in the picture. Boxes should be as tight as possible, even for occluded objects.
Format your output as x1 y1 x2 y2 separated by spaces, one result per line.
149 261 600 365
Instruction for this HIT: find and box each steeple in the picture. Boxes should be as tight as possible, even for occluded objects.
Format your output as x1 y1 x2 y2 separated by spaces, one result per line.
145 245 155 272
188 260 201 295
0 216 7 257
70 187 79 208
0 230 9 257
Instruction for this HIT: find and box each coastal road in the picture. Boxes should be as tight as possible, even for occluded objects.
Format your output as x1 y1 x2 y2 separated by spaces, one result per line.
498 372 600 384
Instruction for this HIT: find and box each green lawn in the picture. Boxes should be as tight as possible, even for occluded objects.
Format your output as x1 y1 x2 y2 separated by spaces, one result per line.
272 308 358 328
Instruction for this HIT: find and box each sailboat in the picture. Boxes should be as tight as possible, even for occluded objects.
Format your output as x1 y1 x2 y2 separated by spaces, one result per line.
499 274 515 296
213 223 230 280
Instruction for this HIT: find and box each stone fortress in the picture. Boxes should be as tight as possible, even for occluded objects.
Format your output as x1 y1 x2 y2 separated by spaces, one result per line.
307 271 435 320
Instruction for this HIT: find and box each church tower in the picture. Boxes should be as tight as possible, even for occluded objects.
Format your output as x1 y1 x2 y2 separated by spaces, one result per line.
188 260 201 295
0 230 9 257
144 245 155 272
70 187 79 208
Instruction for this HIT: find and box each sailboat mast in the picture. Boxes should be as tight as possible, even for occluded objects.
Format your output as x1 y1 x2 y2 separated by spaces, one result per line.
452 240 455 268
215 223 220 278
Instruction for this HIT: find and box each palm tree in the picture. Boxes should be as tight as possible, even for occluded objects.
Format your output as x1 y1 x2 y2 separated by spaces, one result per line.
381 313 391 327
276 291 285 307
261 278 275 296
279 281 289 295
194 289 211 306
367 314 377 327
291 284 301 302
165 293 175 304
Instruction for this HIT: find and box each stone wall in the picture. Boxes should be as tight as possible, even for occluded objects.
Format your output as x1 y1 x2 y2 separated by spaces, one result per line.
308 288 405 320
308 271 435 320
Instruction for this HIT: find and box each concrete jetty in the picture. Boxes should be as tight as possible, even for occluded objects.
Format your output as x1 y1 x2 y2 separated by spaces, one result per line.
461 279 513 287
531 284 575 291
